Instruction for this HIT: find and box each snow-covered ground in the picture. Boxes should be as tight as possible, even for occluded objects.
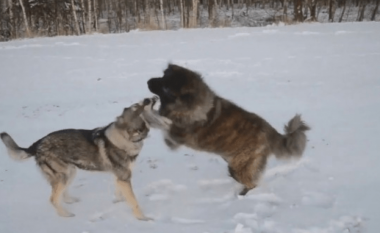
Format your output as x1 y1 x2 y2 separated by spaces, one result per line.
1 22 379 233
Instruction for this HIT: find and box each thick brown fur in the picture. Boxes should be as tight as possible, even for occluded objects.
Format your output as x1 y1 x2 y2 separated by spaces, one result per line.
0 98 164 220
147 64 310 195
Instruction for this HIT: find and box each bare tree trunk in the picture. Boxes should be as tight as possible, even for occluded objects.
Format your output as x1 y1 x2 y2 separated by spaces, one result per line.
144 0 150 27
190 0 199 27
155 1 160 28
208 0 218 26
186 1 190 27
231 0 234 20
88 0 92 33
18 0 31 37
55 0 61 35
94 0 98 31
71 0 81 35
214 0 218 24
358 2 367 22
8 0 15 39
116 0 122 32
136 0 141 24
371 0 379 21
179 0 184 27
124 0 130 32
338 0 346 22
159 0 166 29
309 0 317 21
80 0 87 33
208 0 215 26
328 0 336 22
283 0 288 22
294 0 303 22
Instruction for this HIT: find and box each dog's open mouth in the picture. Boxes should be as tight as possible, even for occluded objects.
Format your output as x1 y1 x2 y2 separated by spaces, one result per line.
133 134 149 143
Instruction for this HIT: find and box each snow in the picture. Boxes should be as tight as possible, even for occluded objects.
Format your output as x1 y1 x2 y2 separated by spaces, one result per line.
1 22 380 233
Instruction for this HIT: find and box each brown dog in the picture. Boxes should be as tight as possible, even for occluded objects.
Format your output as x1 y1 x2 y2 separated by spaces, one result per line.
146 64 310 195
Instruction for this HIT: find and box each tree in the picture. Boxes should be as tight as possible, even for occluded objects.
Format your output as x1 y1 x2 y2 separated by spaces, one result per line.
283 0 288 22
88 0 92 33
179 0 184 27
190 0 199 27
159 0 166 29
371 0 379 21
94 0 98 31
294 0 303 22
208 0 217 26
328 0 336 22
71 0 81 35
338 0 347 22
357 0 367 21
309 0 317 21
18 0 31 37
8 0 14 39
80 0 87 33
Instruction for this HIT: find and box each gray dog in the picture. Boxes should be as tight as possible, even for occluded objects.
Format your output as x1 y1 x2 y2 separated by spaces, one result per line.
0 97 170 221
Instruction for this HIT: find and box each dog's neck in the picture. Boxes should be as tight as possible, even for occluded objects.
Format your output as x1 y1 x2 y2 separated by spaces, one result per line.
167 92 215 128
105 123 142 155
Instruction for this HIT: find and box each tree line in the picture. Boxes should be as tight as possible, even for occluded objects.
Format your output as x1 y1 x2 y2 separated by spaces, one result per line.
1 0 379 41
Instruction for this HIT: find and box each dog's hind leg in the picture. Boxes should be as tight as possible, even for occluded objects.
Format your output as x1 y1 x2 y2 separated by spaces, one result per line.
63 166 80 204
115 178 152 221
51 180 75 217
39 160 75 217
228 151 268 196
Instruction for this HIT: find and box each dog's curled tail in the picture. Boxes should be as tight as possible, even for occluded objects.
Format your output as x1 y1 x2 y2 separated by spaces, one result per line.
271 115 310 160
0 132 33 161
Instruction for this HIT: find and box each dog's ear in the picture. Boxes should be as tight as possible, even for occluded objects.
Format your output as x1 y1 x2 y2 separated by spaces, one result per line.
116 116 124 125
164 63 179 77
131 104 145 117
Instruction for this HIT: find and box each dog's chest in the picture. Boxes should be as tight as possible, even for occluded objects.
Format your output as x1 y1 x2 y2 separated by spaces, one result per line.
126 141 143 156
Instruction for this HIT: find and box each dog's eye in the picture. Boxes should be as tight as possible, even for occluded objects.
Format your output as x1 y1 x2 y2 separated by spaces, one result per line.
135 129 144 134
163 86 176 98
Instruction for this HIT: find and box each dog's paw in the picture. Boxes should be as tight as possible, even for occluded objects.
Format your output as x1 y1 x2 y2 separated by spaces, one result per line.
164 138 180 150
162 117 172 127
63 192 80 204
137 215 154 221
113 197 124 203
152 95 159 103
63 196 80 204
57 209 75 217
142 96 159 109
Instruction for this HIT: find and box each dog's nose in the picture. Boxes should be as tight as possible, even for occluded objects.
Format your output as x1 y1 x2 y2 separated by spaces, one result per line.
147 78 161 93
147 79 154 90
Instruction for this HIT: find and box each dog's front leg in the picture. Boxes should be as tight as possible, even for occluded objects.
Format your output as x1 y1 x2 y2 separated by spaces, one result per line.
113 179 124 203
115 178 152 221
141 97 172 130
164 134 180 150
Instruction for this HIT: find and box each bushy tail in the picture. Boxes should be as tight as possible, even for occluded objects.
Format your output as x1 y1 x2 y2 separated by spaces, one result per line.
0 132 33 161
272 115 310 160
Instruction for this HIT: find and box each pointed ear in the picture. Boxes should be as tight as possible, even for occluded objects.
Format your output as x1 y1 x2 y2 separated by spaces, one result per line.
132 104 145 117
116 116 124 125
